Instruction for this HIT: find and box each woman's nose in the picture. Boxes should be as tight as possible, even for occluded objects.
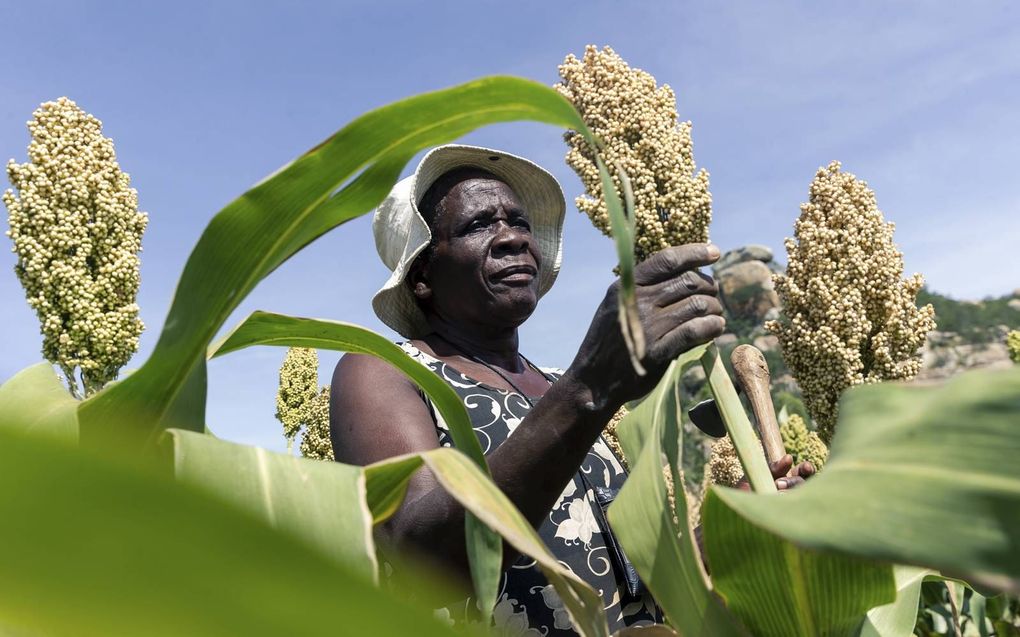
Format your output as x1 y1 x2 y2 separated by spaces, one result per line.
491 221 530 254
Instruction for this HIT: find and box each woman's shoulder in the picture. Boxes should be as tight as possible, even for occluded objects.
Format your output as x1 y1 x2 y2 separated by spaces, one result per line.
331 349 419 392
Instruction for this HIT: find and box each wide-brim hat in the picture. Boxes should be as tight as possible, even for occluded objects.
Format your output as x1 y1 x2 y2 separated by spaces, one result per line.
372 144 566 339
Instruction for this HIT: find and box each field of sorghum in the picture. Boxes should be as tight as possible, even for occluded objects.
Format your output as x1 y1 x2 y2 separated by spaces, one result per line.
1 47 1018 637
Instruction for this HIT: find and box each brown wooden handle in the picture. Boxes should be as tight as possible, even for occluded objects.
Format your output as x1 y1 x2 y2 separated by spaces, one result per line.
730 344 787 466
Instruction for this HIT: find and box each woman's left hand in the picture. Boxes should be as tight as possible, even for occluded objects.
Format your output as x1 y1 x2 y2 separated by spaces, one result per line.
738 454 816 492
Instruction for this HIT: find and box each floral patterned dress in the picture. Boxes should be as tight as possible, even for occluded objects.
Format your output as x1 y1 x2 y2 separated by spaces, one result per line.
399 343 661 635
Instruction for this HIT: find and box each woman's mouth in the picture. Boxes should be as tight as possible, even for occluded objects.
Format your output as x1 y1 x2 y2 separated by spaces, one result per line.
491 264 537 284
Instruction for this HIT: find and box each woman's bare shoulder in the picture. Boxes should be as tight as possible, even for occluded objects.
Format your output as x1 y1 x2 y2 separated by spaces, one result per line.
329 351 438 466
331 351 418 388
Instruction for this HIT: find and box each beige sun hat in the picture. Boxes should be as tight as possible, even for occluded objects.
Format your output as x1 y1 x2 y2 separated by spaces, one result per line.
372 144 566 339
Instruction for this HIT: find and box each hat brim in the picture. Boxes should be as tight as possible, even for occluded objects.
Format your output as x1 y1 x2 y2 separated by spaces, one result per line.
371 145 565 339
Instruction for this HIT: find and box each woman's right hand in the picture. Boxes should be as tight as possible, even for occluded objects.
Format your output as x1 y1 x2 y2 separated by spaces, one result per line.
564 243 726 412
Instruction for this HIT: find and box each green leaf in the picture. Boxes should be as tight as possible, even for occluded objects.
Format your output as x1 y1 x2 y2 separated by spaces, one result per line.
700 343 774 493
364 449 611 636
609 343 748 636
163 429 377 582
78 75 595 448
709 366 1020 593
365 453 424 525
0 362 78 442
160 359 209 434
598 155 644 374
414 447 611 637
0 428 461 637
703 488 895 637
208 311 500 613
857 566 930 637
971 591 991 637
209 311 485 469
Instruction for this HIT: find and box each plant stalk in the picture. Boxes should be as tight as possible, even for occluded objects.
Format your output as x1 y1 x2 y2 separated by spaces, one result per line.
700 343 776 493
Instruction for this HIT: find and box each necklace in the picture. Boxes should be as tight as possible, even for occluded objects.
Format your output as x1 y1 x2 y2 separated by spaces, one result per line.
430 333 551 406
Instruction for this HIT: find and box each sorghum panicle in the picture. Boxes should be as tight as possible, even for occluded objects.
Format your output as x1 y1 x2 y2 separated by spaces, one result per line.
299 387 334 461
1008 330 1020 364
275 347 334 461
706 435 746 488
276 347 320 450
557 45 712 264
767 162 936 442
4 97 148 397
779 413 828 470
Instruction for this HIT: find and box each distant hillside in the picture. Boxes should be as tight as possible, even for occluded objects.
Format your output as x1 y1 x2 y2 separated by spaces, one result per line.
917 288 1020 343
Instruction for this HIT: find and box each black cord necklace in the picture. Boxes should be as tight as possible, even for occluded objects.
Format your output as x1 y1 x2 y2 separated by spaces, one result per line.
429 333 551 405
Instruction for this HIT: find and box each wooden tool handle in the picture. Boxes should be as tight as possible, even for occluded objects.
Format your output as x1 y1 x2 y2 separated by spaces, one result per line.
730 344 787 465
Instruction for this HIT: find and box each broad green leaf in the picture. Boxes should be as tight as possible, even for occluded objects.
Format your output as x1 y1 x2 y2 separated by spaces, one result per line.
0 428 460 637
78 76 598 449
365 454 424 525
163 429 377 582
857 566 930 637
0 362 78 442
709 366 1020 593
209 311 485 469
970 591 990 637
609 343 747 637
160 359 209 434
703 488 895 637
208 311 500 614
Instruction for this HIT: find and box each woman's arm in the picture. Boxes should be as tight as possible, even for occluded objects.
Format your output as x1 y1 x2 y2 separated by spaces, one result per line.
331 244 726 582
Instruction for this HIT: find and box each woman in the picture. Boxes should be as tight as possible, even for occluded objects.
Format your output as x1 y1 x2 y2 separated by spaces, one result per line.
330 145 810 634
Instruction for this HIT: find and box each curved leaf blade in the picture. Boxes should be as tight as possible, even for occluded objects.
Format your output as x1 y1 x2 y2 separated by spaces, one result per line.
207 311 500 616
709 366 1020 594
857 566 931 637
209 311 485 468
0 363 78 442
609 344 747 636
0 428 460 637
79 75 594 447
703 488 894 637
416 448 611 637
162 429 377 582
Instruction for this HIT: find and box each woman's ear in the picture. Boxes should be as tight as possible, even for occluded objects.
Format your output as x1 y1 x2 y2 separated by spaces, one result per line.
408 260 432 302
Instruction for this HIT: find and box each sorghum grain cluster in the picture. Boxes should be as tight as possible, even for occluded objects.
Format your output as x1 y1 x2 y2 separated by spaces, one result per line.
4 97 148 397
767 162 935 442
706 436 746 488
276 347 325 457
779 414 828 470
557 45 712 263
299 387 334 461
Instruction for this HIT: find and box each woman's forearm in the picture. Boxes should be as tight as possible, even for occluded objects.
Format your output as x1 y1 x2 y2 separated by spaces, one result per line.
383 372 616 579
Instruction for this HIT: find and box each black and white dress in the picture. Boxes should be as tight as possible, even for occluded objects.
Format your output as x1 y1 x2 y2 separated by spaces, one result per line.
399 343 660 635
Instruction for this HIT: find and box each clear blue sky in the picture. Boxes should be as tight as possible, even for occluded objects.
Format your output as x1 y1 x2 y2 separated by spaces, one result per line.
3 1 1018 451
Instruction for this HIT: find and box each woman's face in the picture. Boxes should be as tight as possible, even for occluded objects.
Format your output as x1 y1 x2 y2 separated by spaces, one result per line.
417 175 543 330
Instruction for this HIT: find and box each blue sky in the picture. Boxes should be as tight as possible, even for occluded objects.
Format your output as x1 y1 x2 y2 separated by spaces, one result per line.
3 1 1018 451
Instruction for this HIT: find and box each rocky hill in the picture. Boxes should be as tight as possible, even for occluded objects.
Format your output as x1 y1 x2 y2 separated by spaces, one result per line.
709 246 1019 387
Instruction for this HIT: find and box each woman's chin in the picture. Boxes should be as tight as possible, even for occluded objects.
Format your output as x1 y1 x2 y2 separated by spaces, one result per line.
489 293 538 325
